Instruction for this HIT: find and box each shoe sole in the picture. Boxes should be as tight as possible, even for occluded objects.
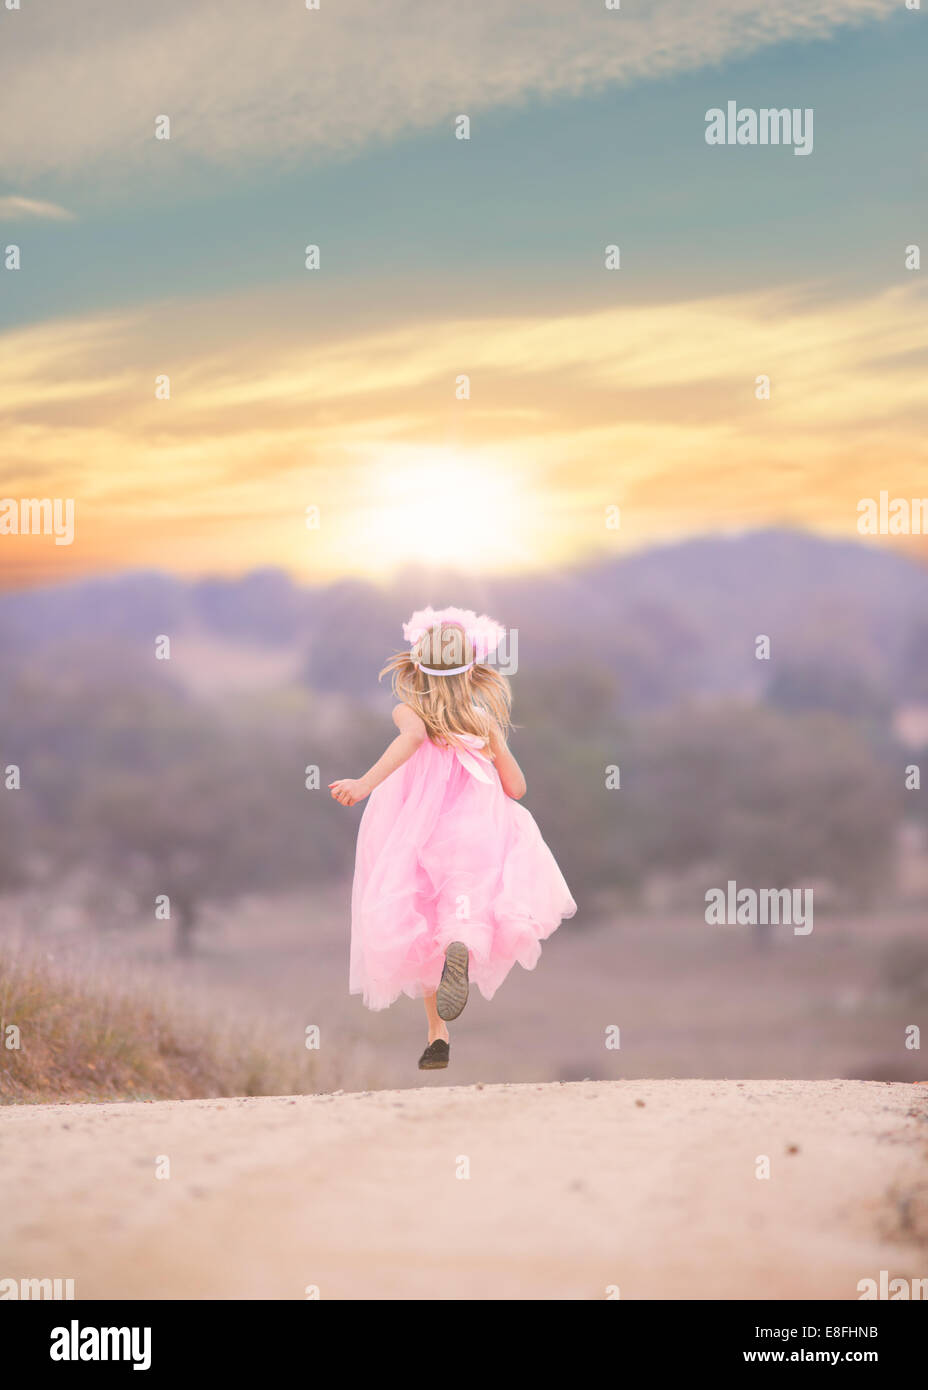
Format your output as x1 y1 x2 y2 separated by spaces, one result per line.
436 941 469 1021
418 1056 449 1070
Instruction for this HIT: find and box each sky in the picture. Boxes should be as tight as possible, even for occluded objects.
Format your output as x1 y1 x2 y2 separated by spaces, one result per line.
1 0 926 589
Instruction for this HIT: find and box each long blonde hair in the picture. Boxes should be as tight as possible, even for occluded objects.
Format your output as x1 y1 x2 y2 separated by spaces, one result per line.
380 622 511 751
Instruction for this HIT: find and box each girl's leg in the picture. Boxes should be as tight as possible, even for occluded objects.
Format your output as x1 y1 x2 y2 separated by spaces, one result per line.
423 992 449 1044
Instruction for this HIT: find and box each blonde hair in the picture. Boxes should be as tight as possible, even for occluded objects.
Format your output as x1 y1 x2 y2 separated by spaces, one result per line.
379 622 512 751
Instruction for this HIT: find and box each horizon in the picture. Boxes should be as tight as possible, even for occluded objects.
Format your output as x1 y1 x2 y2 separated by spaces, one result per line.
2 521 928 599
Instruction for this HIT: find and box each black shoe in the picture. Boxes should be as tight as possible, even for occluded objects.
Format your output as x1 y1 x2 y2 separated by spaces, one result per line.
436 941 470 1021
418 1039 450 1070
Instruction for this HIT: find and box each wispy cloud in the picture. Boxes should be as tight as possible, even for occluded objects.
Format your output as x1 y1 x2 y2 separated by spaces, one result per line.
0 0 896 182
0 194 74 221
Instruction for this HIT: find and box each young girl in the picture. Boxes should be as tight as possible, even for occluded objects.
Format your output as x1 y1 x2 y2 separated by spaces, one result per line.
329 606 576 1070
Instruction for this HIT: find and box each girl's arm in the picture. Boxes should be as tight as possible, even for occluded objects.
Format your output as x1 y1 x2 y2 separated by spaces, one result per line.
488 725 527 800
329 704 427 806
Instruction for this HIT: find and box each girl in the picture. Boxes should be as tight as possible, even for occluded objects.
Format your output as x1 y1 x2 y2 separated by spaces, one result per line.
329 606 576 1070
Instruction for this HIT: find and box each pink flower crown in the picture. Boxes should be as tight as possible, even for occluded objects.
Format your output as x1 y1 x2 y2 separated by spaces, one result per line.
403 605 506 675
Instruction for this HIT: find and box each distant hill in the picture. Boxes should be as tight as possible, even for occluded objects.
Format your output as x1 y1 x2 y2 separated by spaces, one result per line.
2 530 927 710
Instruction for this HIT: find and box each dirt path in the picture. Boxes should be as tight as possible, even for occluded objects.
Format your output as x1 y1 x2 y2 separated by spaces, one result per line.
2 1080 926 1299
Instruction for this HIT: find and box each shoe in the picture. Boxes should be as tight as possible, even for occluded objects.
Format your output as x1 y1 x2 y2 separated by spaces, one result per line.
436 941 469 1021
418 1039 450 1070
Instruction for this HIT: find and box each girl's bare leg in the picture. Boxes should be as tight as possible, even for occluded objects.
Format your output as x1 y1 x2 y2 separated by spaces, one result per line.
423 992 450 1045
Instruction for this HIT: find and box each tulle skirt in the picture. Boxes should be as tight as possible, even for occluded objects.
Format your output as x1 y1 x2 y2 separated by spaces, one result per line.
349 735 576 1010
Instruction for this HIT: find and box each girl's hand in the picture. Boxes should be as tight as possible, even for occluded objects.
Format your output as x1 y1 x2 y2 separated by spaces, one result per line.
328 777 371 807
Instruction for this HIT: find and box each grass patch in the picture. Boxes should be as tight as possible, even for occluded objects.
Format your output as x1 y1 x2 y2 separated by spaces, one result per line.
0 945 319 1104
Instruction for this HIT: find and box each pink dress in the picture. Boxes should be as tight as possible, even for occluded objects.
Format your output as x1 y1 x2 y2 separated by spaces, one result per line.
349 733 577 1010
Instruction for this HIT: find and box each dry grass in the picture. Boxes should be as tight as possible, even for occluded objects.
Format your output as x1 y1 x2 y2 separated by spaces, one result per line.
0 944 320 1104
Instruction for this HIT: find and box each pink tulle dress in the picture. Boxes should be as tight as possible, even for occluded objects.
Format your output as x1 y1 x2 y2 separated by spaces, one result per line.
350 732 577 1011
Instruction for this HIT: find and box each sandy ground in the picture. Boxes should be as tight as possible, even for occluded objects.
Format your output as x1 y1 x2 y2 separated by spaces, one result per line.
2 1079 926 1300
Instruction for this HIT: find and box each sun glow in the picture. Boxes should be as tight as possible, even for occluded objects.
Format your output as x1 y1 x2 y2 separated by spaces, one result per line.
351 450 525 572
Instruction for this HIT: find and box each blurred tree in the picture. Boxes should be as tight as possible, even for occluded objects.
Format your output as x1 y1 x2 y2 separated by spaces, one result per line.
766 658 891 723
622 703 899 908
1 663 379 952
900 615 928 702
0 640 906 942
0 791 28 892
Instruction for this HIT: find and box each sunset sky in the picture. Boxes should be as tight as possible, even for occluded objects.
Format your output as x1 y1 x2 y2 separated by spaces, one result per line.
1 0 926 589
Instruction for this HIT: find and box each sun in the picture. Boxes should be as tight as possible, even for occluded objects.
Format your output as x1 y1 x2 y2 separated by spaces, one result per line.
351 449 525 572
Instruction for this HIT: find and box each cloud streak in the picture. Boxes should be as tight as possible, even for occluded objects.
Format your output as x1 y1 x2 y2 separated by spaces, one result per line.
0 195 74 221
1 0 896 182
